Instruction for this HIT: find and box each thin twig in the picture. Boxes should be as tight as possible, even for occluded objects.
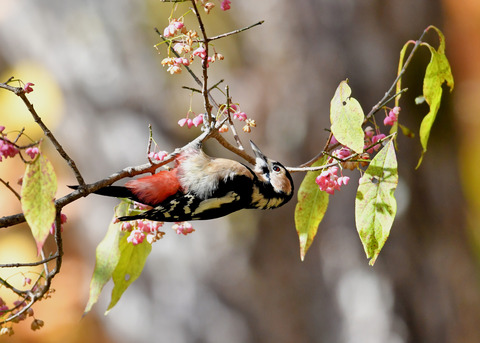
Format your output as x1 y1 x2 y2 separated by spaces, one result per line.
365 28 428 120
190 0 213 123
7 87 87 186
208 21 264 41
225 86 244 150
288 133 395 173
0 254 58 268
0 178 21 200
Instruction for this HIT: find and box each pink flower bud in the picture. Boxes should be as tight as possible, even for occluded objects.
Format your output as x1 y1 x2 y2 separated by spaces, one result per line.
25 146 39 159
221 0 231 11
233 111 247 121
23 82 34 93
178 118 188 127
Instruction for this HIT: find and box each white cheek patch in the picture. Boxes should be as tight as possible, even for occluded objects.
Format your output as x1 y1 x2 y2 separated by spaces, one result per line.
192 191 239 215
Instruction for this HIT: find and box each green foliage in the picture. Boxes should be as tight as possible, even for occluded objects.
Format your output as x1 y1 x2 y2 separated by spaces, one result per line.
417 26 454 167
355 138 398 265
330 80 365 153
106 228 152 314
84 200 152 315
21 153 57 255
84 202 127 315
295 157 329 261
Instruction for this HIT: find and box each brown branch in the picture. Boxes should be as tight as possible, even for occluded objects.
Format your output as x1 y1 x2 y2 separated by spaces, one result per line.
0 82 86 186
364 28 428 121
0 254 58 268
190 0 213 122
0 178 21 200
17 92 86 186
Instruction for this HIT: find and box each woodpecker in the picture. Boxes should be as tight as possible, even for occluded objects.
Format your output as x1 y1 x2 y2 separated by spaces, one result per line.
91 141 294 222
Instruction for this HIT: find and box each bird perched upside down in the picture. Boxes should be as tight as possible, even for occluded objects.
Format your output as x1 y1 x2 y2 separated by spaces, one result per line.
92 141 294 222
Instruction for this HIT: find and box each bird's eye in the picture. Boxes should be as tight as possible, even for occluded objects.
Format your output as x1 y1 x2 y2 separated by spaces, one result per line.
272 165 281 173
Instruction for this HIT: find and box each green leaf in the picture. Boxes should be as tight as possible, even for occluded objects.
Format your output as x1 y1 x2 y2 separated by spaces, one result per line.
417 26 454 168
330 80 365 153
395 41 415 104
106 225 152 314
355 138 398 265
84 201 129 315
21 153 57 255
295 157 329 261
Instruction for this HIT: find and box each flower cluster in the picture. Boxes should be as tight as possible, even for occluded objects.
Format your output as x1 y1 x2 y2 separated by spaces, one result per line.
121 219 165 245
172 222 195 235
178 113 204 128
222 104 256 133
315 166 350 195
148 150 168 162
384 106 400 126
0 127 19 162
159 12 226 74
364 126 386 154
0 299 35 326
320 118 393 194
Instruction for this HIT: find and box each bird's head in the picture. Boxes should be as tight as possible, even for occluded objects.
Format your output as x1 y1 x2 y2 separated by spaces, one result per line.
250 141 294 208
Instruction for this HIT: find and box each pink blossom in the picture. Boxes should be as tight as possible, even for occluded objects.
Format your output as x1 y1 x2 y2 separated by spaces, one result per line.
364 126 374 138
315 166 350 195
50 212 67 234
333 147 351 160
172 21 184 31
172 222 195 235
173 43 188 55
193 46 207 59
0 126 4 133
228 104 238 113
192 113 204 127
367 133 386 153
60 213 68 224
221 0 231 11
127 229 145 245
163 20 185 38
0 139 19 161
178 118 194 128
121 221 133 231
23 277 32 286
330 135 338 145
25 146 39 159
23 82 34 93
233 111 247 121
175 57 190 66
149 150 168 162
384 107 400 126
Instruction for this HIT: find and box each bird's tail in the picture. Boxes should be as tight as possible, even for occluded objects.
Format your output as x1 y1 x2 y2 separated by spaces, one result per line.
68 185 139 201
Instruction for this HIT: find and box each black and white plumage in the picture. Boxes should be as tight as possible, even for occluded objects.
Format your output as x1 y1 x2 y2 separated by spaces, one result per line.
93 141 294 222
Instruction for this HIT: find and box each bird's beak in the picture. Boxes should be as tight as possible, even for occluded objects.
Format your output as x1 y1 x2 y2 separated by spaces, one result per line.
250 141 268 163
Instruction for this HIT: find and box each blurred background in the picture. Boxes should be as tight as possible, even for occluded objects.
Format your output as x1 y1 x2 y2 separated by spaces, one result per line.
1 0 479 342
